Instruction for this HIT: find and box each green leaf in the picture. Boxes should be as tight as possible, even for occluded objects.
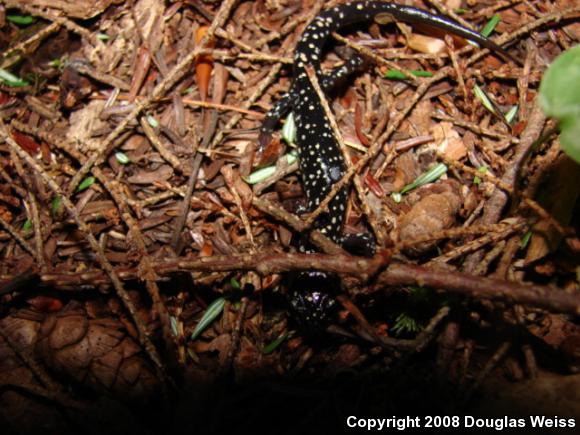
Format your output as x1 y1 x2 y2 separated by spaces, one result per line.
481 14 501 38
230 277 241 289
539 45 580 164
96 33 110 41
473 165 488 185
473 84 496 115
505 105 518 124
559 118 580 164
190 297 226 340
170 316 179 336
146 115 159 128
282 112 296 145
49 58 64 69
0 68 29 87
392 312 423 335
115 152 130 164
520 231 532 249
244 151 298 184
50 196 62 217
6 14 35 25
262 332 289 354
384 69 433 80
22 219 32 231
391 163 448 202
391 192 402 203
76 176 95 192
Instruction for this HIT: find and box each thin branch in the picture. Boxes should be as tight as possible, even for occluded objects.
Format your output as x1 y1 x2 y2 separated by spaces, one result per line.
29 250 580 316
67 0 239 193
0 121 170 386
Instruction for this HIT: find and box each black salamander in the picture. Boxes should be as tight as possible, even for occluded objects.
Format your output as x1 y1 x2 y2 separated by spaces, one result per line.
260 1 512 332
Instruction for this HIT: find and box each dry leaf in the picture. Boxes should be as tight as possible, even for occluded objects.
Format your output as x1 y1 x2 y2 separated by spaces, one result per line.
525 155 580 264
195 26 214 101
406 33 446 55
431 121 467 161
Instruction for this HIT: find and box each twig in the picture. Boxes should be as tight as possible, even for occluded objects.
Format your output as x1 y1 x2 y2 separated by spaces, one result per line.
92 94 265 118
73 62 131 91
221 166 256 251
471 0 524 19
11 120 176 360
0 326 59 392
4 1 98 44
222 296 249 375
463 341 511 400
331 33 420 84
139 117 184 173
412 306 451 353
303 65 384 244
431 113 519 144
253 160 300 195
0 214 35 257
397 221 526 253
427 0 474 30
0 22 60 59
0 121 170 386
31 251 580 316
251 196 347 255
446 36 468 103
376 263 580 315
27 192 45 269
427 221 526 265
67 0 239 193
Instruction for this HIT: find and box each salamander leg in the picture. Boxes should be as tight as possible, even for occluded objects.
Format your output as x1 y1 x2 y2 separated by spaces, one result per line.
258 91 294 150
341 232 376 257
320 52 367 91
259 53 366 150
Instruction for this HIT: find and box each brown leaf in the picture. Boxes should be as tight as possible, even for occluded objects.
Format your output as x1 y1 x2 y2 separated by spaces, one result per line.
12 131 39 154
392 151 421 192
354 101 370 147
126 165 173 184
406 33 446 55
195 26 214 101
257 136 285 167
221 164 253 209
128 47 151 102
60 66 92 109
15 0 121 19
200 242 213 257
431 122 467 161
525 156 580 264
397 186 462 255
408 99 433 134
365 170 385 197
26 296 63 313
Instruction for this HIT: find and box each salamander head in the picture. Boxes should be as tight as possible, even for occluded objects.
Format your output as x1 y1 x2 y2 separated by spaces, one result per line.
288 271 339 334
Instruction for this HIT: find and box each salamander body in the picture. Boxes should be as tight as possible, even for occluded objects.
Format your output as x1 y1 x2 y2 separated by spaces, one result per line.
260 1 511 331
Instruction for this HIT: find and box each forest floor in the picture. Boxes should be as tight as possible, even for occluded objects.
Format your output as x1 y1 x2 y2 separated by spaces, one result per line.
0 1 579 434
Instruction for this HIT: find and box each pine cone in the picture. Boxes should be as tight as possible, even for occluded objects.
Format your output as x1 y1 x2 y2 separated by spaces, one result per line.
36 307 159 402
